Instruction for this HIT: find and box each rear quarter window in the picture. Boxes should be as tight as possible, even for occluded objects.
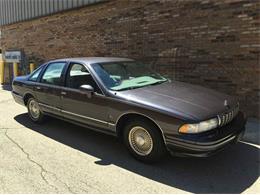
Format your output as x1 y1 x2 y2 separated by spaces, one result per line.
28 66 43 82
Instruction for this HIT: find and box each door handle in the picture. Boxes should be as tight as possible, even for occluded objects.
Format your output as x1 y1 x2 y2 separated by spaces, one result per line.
61 91 67 95
36 86 41 90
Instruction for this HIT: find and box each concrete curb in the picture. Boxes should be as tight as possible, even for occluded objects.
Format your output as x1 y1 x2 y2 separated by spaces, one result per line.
243 118 260 145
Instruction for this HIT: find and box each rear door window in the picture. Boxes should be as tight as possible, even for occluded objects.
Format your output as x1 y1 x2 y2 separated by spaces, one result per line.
41 62 66 85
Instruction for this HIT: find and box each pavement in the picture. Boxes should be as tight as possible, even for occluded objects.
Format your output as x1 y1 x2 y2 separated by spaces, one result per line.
0 86 259 193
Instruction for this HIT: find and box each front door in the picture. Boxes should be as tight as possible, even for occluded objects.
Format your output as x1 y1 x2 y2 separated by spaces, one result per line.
34 61 67 116
60 62 112 131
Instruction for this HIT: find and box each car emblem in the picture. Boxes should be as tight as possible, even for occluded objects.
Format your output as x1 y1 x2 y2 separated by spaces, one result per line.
224 100 230 109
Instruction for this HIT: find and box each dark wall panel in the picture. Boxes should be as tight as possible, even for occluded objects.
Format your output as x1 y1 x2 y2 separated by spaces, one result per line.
0 0 104 26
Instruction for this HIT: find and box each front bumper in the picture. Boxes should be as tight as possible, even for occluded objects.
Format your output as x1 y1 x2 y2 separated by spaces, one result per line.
166 112 246 157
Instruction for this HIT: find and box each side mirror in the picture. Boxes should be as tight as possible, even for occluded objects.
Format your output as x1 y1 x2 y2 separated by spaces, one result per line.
79 85 94 98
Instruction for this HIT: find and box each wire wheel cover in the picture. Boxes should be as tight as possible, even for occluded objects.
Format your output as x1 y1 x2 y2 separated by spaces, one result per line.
128 126 153 156
29 100 40 119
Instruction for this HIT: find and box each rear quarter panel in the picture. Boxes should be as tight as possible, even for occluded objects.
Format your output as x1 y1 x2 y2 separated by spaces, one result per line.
12 79 37 104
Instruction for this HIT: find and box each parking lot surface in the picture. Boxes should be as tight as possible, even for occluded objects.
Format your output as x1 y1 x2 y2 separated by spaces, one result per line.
0 87 259 193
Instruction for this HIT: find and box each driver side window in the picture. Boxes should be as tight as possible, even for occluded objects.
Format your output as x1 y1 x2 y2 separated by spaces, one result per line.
66 63 102 94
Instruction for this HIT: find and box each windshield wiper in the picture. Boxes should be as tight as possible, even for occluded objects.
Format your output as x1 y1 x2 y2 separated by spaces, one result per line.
149 80 168 86
115 86 143 91
113 80 168 91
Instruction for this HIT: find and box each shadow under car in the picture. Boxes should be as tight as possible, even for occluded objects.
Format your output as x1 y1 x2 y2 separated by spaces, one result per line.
14 113 260 194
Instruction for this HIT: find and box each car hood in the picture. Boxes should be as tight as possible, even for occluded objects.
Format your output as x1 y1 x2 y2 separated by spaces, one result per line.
115 81 238 121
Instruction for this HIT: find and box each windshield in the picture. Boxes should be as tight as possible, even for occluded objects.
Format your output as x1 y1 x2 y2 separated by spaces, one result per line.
91 61 167 91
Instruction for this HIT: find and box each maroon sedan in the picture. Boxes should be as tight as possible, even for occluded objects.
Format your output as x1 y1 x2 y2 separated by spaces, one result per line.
12 57 246 162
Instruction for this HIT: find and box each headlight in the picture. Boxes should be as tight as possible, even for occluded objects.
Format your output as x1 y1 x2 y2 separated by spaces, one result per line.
179 118 218 134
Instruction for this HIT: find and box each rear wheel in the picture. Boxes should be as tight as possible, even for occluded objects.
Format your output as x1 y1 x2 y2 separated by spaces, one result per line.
123 119 166 162
27 98 45 123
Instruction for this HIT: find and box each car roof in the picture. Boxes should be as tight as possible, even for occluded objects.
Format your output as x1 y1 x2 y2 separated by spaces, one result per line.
50 57 134 64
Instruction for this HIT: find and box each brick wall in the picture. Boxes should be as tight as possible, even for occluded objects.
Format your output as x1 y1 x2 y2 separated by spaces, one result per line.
0 0 259 118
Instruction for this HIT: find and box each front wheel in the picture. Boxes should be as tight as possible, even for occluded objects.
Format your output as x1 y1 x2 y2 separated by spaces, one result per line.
123 119 166 163
27 97 45 123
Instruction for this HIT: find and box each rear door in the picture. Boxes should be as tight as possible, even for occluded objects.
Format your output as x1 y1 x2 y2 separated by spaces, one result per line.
34 61 67 116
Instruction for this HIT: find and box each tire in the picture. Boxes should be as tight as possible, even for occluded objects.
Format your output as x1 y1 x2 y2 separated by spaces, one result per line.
27 97 45 123
123 118 166 163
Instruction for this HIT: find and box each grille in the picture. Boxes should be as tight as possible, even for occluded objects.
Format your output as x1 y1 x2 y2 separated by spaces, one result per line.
218 105 239 127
